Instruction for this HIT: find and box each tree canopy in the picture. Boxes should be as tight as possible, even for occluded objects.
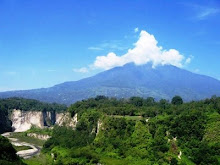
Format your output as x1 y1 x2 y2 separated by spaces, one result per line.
171 96 183 105
43 95 220 165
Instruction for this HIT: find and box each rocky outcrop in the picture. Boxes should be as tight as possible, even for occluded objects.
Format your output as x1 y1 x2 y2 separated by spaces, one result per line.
10 109 78 132
96 120 103 135
178 151 182 159
56 113 78 129
11 109 44 132
27 133 51 141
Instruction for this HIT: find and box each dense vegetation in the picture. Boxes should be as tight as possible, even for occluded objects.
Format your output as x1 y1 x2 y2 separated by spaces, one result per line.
43 95 220 165
0 97 67 133
0 105 12 134
0 96 220 164
0 135 25 165
0 97 67 112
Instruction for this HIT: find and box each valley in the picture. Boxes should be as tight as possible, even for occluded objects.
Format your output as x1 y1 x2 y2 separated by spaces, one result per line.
1 96 220 165
2 132 41 159
1 1 220 165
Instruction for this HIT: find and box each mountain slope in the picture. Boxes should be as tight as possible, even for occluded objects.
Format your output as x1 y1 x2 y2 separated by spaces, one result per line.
1 63 220 105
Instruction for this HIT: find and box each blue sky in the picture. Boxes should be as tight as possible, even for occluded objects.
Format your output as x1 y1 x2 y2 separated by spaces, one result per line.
0 0 220 91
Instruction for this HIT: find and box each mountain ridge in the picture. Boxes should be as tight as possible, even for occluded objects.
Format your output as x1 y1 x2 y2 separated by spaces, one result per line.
1 63 220 105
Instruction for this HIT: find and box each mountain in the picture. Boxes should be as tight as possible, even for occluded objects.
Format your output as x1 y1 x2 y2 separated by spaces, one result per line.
1 63 220 105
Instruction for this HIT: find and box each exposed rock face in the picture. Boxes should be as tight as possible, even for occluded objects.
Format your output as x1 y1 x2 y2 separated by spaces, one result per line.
56 113 78 129
96 120 103 135
10 109 78 132
178 151 182 159
11 109 44 132
43 110 56 126
27 133 51 141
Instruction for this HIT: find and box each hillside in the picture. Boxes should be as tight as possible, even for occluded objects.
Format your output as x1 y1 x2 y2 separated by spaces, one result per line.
0 96 220 164
1 63 220 105
40 96 220 165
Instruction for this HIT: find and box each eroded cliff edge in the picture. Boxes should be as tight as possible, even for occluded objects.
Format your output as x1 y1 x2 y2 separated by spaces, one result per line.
10 109 77 132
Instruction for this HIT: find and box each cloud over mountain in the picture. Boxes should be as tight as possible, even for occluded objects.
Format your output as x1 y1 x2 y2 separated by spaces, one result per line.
93 30 190 70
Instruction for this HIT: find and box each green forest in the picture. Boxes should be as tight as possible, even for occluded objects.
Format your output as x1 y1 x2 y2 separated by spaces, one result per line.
43 96 220 165
0 96 220 164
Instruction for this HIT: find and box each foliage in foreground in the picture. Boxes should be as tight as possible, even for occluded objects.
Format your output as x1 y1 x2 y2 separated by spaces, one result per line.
0 135 25 165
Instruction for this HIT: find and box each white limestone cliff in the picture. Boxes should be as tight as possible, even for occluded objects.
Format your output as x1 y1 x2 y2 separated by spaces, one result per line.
10 109 78 132
11 109 44 132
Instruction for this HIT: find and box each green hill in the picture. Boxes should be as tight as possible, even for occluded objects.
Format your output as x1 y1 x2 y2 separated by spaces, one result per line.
41 96 220 165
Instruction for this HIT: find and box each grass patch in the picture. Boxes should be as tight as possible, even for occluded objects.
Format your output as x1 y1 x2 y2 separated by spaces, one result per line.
13 145 32 152
26 126 52 136
10 132 45 147
51 146 71 157
24 153 53 165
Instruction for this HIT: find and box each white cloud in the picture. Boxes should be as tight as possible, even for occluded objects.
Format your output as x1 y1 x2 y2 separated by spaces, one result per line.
134 27 139 33
88 47 104 51
184 3 220 20
88 40 127 51
196 7 219 20
100 42 127 51
73 67 89 73
94 52 125 70
93 30 189 70
185 55 194 65
185 58 191 64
